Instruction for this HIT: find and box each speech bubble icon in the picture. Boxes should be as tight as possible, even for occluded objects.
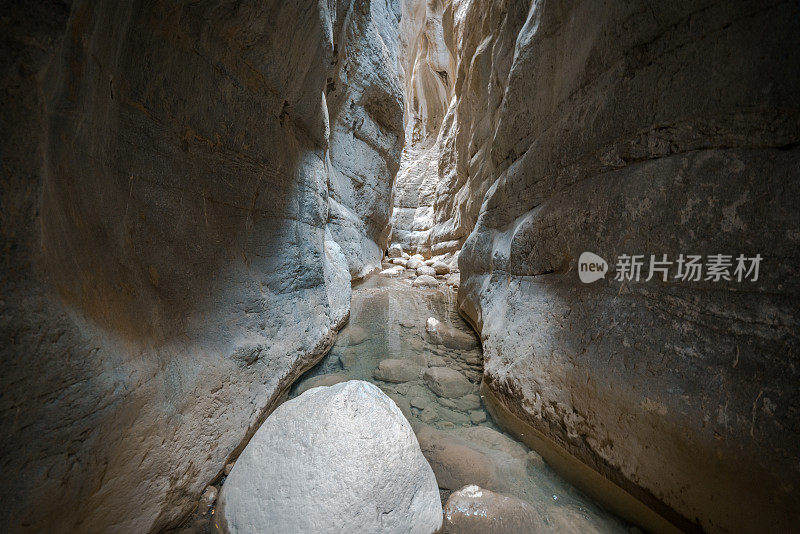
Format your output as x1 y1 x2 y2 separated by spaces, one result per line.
578 252 608 283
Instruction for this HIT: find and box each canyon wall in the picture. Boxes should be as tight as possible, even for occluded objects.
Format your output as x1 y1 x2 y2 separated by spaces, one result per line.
0 0 402 532
450 0 800 532
388 0 456 256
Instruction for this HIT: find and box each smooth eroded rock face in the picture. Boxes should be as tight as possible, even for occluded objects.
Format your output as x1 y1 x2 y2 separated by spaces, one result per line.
443 485 542 534
452 1 800 532
0 1 403 531
218 381 443 534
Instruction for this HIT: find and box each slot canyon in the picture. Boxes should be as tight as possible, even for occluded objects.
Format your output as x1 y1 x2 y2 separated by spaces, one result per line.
1 0 798 532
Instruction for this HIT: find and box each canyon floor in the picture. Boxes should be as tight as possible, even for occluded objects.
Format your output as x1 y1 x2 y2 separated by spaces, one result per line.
175 260 632 533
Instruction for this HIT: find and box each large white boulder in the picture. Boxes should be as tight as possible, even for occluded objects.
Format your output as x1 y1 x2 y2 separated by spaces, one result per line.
218 381 442 534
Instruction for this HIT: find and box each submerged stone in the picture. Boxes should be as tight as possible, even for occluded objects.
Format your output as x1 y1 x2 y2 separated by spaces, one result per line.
373 359 422 383
426 317 477 350
443 485 543 534
415 425 500 491
424 367 472 398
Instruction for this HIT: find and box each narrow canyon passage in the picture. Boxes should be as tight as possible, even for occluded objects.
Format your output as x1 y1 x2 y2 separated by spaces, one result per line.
1 1 798 533
179 269 632 532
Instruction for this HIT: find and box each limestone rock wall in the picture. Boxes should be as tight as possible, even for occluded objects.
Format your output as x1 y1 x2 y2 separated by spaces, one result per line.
0 1 402 532
388 0 456 256
389 0 526 257
453 1 800 532
326 0 405 279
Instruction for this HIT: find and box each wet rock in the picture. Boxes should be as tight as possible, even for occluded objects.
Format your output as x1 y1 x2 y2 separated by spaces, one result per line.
338 349 359 370
410 396 430 410
388 393 413 420
469 411 487 424
452 394 482 412
526 451 545 472
420 405 439 424
340 325 369 346
436 406 471 426
424 368 472 398
458 351 482 366
416 265 437 277
443 485 542 534
455 426 528 461
218 381 442 533
548 505 611 534
294 372 351 396
413 275 439 287
426 318 477 350
388 244 404 258
200 486 218 513
432 261 450 275
373 359 422 383
415 426 500 491
428 355 447 367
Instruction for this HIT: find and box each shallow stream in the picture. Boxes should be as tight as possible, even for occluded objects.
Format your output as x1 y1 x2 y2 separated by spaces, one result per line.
290 270 630 532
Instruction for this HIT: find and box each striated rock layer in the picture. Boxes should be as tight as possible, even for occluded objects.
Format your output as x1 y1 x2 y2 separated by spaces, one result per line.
450 1 800 533
0 0 403 532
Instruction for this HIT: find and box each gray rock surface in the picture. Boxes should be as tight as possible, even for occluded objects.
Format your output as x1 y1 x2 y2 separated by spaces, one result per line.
325 0 405 279
450 1 800 532
218 381 442 534
0 1 403 531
